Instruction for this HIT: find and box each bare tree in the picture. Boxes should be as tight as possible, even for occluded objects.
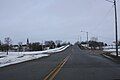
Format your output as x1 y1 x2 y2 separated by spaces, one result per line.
55 40 62 47
4 37 12 55
0 40 2 51
0 40 2 45
18 42 23 52
90 37 98 42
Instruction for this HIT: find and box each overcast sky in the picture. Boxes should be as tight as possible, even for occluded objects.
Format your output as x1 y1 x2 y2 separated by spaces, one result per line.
0 0 120 44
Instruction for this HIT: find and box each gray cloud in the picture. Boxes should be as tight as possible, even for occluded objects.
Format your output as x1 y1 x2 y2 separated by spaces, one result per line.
0 0 120 44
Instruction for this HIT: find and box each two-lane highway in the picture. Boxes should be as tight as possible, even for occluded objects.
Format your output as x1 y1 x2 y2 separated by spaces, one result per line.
0 45 120 80
0 45 72 80
55 45 120 80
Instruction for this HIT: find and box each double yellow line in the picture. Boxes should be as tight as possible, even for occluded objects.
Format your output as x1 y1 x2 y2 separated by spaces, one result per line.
43 54 71 80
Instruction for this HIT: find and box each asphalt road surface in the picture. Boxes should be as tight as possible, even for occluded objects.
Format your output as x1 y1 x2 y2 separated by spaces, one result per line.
0 45 120 80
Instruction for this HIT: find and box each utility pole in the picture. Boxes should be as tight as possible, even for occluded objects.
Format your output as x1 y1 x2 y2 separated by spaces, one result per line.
78 35 80 42
86 32 88 43
86 32 89 47
80 36 82 43
42 40 44 51
106 0 119 57
114 0 119 57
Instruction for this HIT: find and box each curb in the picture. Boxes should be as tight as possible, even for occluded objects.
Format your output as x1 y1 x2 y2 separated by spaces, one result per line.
102 54 115 61
102 54 120 64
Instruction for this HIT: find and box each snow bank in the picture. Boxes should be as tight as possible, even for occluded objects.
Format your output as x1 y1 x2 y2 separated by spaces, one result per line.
0 45 69 68
103 49 120 52
110 52 120 57
103 48 120 56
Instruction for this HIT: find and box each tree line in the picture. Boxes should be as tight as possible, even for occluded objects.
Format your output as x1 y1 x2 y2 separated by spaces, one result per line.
77 37 120 50
0 37 70 54
77 40 107 50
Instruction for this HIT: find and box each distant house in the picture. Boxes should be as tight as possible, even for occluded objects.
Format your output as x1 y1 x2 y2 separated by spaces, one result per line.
12 44 28 52
45 41 56 49
12 38 30 52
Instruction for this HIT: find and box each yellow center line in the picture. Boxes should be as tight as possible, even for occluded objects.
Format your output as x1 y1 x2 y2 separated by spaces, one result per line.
43 54 71 80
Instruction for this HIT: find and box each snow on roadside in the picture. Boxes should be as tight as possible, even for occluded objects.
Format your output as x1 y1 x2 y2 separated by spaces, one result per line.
110 52 120 56
103 48 120 56
103 49 120 52
0 54 48 68
0 45 69 68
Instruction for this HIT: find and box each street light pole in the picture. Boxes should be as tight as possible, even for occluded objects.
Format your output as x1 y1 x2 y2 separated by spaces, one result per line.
86 32 89 47
86 32 88 43
81 31 89 47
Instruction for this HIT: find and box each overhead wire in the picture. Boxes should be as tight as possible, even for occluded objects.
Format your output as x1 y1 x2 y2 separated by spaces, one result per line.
95 5 114 29
90 4 115 41
80 0 118 43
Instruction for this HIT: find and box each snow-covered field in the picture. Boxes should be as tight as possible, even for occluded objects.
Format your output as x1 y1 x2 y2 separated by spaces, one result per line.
103 47 120 56
0 45 69 68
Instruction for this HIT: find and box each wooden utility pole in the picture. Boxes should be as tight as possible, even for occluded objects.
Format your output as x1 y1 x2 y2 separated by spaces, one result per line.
106 0 119 57
114 0 119 57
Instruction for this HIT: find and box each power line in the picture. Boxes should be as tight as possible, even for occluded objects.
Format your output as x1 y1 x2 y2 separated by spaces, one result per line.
95 5 114 29
86 31 112 41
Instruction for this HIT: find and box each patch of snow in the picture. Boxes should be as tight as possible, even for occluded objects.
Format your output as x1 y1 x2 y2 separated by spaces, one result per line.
110 52 120 57
103 49 120 52
0 45 69 68
103 48 120 56
103 46 120 49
